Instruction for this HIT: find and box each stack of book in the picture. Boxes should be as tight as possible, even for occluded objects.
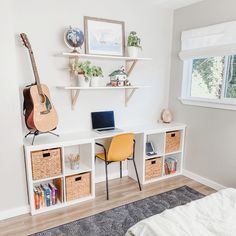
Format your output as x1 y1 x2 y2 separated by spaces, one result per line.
33 183 58 210
164 157 177 175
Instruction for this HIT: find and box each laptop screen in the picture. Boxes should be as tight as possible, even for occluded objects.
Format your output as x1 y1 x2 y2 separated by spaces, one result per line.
91 111 115 129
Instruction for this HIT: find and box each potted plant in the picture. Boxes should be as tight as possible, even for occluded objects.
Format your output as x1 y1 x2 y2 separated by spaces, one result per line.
127 31 142 58
73 61 93 87
91 66 104 87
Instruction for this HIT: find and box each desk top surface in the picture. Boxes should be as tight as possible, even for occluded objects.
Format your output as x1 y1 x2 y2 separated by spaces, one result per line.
24 122 186 150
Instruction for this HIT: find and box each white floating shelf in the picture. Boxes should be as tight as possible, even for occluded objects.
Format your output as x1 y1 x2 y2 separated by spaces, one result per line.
57 85 150 109
64 162 92 177
61 52 152 61
57 85 150 90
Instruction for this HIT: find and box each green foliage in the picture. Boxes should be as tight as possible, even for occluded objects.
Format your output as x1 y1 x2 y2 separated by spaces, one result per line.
127 31 142 49
72 61 103 81
226 55 236 98
192 57 224 98
91 66 103 77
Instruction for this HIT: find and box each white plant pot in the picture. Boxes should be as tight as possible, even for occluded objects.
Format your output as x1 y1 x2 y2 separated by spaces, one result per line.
128 46 140 58
91 76 101 87
78 74 90 87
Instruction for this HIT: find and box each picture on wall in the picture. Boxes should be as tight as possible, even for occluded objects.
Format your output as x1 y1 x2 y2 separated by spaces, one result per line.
84 16 125 56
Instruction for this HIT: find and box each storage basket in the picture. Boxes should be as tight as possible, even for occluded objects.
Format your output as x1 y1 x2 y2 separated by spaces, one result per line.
145 157 163 181
31 148 62 180
66 172 91 201
165 131 181 153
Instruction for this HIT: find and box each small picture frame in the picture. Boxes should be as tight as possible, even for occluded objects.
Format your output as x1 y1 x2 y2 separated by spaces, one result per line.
84 16 125 56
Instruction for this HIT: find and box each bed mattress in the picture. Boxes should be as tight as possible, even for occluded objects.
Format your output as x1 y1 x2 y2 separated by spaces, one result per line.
126 188 236 236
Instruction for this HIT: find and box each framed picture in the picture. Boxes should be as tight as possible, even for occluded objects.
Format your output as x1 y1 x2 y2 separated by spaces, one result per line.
84 16 125 56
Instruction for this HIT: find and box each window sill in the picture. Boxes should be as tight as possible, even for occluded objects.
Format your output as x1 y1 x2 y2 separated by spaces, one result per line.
179 97 236 111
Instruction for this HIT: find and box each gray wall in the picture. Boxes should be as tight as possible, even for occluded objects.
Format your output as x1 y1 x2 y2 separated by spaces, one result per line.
169 0 236 188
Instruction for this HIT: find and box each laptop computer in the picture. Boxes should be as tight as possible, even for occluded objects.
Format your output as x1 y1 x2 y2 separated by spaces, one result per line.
91 111 122 134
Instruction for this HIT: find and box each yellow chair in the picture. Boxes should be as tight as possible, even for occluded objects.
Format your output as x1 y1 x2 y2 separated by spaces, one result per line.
95 133 142 200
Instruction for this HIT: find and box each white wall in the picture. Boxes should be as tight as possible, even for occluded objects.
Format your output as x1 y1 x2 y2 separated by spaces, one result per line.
0 0 173 218
169 0 236 188
0 0 28 216
13 0 174 134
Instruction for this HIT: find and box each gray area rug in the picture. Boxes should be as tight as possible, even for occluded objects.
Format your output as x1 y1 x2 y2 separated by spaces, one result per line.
32 186 204 236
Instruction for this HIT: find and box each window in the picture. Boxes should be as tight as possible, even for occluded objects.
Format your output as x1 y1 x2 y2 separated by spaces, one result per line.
182 55 236 108
190 56 224 99
179 21 236 110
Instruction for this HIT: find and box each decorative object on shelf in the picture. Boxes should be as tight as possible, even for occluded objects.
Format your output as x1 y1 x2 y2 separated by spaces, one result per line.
84 16 125 56
20 33 58 144
91 66 104 87
68 154 80 170
64 26 84 52
161 109 173 123
71 60 93 87
127 31 142 58
108 66 130 87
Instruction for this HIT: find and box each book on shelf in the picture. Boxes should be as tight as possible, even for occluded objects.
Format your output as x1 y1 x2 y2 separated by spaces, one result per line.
164 157 177 175
33 183 59 210
49 183 58 205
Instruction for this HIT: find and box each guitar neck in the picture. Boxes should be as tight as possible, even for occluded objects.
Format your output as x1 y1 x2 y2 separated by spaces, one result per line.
28 49 43 95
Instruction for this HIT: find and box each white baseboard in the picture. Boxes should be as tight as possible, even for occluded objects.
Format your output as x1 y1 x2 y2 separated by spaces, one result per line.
183 169 226 191
0 205 30 221
95 170 128 183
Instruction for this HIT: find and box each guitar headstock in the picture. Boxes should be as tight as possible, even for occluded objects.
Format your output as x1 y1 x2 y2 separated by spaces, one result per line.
20 33 32 50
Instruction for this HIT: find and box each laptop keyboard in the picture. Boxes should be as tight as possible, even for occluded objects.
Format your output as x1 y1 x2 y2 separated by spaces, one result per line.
97 128 115 132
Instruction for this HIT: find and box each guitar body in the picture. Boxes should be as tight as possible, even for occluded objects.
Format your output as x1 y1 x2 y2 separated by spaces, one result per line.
20 33 58 133
23 87 34 130
25 84 58 132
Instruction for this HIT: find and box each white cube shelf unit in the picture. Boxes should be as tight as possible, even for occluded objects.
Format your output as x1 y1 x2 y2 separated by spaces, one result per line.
24 123 186 215
24 136 95 215
127 127 185 185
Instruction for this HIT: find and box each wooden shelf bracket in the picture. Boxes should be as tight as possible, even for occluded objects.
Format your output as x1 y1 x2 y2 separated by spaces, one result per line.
125 87 138 107
71 89 80 110
126 59 138 77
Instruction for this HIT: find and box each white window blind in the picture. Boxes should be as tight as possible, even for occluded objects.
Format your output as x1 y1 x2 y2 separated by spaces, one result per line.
179 21 236 60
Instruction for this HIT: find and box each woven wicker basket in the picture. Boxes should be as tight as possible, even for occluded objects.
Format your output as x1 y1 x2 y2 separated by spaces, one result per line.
66 172 91 202
165 131 181 153
145 157 163 181
31 148 62 180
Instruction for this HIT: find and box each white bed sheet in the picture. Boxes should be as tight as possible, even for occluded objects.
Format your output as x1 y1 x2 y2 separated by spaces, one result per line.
126 188 236 236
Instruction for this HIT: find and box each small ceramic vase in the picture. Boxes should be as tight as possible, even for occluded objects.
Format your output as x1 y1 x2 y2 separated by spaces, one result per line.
161 109 172 123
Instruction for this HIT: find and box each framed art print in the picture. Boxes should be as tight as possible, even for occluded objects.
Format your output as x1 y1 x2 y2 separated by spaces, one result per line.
84 16 125 56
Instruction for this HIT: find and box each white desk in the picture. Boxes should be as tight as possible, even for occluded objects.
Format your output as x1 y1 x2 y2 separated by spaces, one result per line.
24 122 186 215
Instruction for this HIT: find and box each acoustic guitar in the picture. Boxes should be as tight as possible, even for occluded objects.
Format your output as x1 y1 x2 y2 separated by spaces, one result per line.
20 33 58 133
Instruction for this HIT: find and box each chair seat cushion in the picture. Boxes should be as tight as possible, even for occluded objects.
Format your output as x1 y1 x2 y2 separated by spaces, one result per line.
96 152 106 160
96 152 129 161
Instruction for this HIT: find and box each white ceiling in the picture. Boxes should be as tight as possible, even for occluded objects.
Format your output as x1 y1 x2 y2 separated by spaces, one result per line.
153 0 204 9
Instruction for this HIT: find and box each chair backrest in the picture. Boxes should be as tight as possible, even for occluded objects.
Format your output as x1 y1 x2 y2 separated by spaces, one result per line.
107 133 134 162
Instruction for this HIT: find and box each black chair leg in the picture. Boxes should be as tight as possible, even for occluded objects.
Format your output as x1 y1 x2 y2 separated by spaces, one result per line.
105 161 109 200
133 159 142 191
120 161 122 178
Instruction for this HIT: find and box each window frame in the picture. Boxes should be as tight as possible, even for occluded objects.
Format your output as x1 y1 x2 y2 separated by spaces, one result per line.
180 55 236 110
